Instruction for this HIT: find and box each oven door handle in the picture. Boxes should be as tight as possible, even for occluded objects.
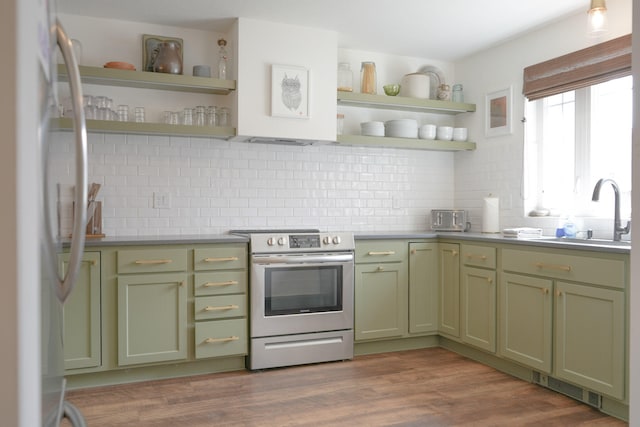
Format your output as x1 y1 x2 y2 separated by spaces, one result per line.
253 254 354 265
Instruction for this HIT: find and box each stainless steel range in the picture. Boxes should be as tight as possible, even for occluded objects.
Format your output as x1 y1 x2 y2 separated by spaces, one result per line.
232 229 354 370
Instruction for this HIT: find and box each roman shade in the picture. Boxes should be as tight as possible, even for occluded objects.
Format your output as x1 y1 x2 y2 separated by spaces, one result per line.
523 34 631 100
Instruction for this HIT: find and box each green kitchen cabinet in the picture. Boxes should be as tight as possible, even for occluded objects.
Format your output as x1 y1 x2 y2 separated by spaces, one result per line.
438 243 460 338
461 266 496 353
408 242 438 334
355 240 408 341
116 247 189 366
554 281 624 400
500 247 626 400
460 244 497 353
193 244 248 360
60 251 101 371
499 272 553 373
117 270 188 366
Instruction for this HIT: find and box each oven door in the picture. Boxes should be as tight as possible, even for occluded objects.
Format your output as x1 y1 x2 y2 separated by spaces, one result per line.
250 252 354 338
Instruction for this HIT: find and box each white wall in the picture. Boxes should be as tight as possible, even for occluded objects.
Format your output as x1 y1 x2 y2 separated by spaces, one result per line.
53 14 460 237
453 0 632 237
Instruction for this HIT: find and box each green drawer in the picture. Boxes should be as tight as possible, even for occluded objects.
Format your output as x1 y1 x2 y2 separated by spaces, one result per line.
195 294 247 321
194 245 247 271
502 248 625 289
117 248 187 274
355 240 407 264
462 244 496 269
195 319 248 359
194 270 247 296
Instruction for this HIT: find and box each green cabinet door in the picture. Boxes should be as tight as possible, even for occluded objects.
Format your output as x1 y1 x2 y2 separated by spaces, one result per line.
409 242 438 334
438 243 460 338
118 272 188 366
60 252 101 371
355 262 407 341
461 266 496 352
499 272 552 373
554 281 625 399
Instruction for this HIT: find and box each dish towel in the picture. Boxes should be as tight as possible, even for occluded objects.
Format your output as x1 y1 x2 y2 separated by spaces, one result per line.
502 227 544 239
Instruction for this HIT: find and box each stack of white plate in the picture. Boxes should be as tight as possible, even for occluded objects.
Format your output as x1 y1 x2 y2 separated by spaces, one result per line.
385 119 418 138
361 121 385 136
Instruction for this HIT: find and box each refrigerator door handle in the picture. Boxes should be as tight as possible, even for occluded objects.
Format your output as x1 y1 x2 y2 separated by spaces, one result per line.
48 20 88 303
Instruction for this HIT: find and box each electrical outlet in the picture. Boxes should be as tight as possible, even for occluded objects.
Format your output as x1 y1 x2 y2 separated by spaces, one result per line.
153 191 171 209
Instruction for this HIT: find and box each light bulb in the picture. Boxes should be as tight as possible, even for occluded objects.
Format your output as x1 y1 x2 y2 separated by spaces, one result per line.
587 0 608 37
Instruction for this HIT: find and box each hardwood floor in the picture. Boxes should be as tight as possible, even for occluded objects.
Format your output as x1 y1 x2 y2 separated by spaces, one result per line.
62 348 626 426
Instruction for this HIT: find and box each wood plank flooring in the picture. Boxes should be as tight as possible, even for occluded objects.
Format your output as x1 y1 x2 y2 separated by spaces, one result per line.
61 348 626 426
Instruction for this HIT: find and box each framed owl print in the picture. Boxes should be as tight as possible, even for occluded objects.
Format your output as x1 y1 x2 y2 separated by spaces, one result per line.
271 64 310 119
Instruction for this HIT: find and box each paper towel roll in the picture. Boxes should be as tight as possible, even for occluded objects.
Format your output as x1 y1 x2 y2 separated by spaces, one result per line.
482 196 500 233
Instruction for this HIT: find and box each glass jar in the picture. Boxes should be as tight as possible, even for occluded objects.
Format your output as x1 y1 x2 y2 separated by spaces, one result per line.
337 63 353 92
452 84 464 103
194 106 206 126
360 61 377 94
182 108 193 125
437 84 451 101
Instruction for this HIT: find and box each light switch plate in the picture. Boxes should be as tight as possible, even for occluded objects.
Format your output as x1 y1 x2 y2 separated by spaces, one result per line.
153 191 171 209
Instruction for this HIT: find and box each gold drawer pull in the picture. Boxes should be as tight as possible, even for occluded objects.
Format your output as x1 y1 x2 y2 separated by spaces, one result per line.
134 259 172 265
204 257 239 263
204 336 240 344
204 280 239 287
204 304 239 311
411 249 416 255
541 288 550 295
368 251 396 256
535 262 571 272
466 254 487 260
444 249 458 256
486 277 493 284
376 266 384 272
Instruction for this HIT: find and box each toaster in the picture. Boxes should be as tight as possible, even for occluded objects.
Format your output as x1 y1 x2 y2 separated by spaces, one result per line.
430 209 469 232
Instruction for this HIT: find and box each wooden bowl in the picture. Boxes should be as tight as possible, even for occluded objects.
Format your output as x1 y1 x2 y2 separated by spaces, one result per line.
103 61 136 71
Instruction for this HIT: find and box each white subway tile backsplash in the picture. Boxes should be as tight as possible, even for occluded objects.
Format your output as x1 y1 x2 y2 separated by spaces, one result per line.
54 133 457 236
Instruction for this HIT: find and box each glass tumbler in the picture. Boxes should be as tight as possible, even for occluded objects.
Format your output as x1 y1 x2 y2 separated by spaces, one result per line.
182 108 193 125
134 107 145 123
194 106 206 126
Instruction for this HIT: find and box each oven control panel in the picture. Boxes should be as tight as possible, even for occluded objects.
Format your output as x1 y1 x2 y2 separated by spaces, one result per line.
251 232 354 253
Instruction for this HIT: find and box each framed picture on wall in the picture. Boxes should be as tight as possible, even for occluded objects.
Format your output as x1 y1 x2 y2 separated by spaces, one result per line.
271 64 310 119
485 86 512 137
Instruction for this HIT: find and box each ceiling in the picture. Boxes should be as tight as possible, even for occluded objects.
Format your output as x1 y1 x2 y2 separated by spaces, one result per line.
58 0 588 61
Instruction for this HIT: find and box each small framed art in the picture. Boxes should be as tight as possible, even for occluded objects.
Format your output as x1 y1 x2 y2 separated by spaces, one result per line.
485 86 512 137
271 64 310 119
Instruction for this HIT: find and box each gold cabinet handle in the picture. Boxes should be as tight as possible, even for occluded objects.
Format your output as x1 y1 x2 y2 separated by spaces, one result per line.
443 249 459 256
541 288 550 295
376 266 384 272
204 304 239 311
411 249 416 255
204 257 239 263
535 262 571 272
368 251 396 256
180 281 186 287
203 280 239 288
556 290 563 297
134 259 172 265
465 254 487 260
486 277 493 284
204 336 240 344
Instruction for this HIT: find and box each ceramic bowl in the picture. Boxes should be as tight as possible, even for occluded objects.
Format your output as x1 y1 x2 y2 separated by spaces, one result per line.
436 126 454 141
383 84 401 96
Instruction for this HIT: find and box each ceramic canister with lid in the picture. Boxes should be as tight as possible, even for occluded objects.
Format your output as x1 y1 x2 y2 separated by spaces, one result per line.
399 73 430 99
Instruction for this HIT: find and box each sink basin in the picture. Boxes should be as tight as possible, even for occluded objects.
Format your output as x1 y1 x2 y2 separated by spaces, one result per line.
536 237 631 248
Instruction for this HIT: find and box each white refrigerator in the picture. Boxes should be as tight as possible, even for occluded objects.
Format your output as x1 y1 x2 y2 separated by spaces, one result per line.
38 1 89 425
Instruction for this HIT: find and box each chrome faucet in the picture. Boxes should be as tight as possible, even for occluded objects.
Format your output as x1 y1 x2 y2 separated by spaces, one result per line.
591 178 631 241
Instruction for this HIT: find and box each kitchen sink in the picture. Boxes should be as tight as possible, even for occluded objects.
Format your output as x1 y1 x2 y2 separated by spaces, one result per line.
536 237 631 248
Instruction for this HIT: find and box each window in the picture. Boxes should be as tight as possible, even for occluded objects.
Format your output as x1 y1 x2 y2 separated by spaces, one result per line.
524 75 632 217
